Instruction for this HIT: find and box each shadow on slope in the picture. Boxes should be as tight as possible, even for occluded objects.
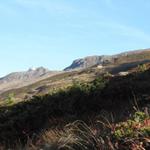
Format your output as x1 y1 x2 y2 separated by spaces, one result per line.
109 59 150 74
0 68 150 145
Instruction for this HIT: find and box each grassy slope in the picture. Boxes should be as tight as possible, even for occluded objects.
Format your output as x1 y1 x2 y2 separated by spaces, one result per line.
0 66 150 146
1 52 150 104
1 50 150 104
0 69 97 104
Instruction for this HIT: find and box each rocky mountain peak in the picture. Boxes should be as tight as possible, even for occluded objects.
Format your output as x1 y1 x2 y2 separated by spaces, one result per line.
27 67 49 72
64 55 112 71
64 49 150 71
0 67 59 93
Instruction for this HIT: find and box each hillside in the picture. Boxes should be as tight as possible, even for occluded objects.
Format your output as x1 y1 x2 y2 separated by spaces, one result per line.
0 53 149 105
0 64 149 149
0 69 97 104
1 49 150 104
0 49 150 149
0 67 60 95
64 49 150 70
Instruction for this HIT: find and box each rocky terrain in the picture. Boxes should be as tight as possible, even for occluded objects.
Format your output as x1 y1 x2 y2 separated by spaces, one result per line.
64 49 150 71
0 49 150 104
0 67 60 94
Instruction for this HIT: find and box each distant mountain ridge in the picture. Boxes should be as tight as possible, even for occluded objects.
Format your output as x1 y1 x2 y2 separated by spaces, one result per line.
64 49 150 71
0 67 49 82
0 67 60 93
1 48 150 95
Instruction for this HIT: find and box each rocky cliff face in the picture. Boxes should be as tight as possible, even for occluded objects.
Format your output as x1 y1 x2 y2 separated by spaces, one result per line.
64 55 113 71
64 49 150 71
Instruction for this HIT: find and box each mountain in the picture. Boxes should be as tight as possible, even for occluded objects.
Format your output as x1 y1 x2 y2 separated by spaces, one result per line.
1 48 150 102
0 67 60 94
64 49 150 71
64 55 112 71
0 59 150 149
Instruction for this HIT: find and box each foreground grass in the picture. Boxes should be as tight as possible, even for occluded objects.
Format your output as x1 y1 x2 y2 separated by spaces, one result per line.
2 111 149 150
28 111 150 150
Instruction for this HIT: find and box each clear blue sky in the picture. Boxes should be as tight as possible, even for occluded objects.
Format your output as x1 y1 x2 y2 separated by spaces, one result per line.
0 0 150 77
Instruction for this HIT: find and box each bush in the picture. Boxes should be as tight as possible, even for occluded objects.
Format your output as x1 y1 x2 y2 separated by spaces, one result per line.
137 64 147 72
23 111 150 150
5 93 15 106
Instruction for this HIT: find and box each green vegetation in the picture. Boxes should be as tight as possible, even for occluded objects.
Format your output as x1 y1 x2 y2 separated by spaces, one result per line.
111 111 150 149
104 71 113 78
5 93 15 106
8 111 149 150
137 64 147 72
0 69 96 103
0 68 150 149
0 76 108 144
114 111 150 139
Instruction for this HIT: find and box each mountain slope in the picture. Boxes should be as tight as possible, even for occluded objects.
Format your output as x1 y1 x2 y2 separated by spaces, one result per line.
64 49 150 71
0 67 59 94
1 48 150 103
0 64 149 147
0 49 150 148
64 55 112 71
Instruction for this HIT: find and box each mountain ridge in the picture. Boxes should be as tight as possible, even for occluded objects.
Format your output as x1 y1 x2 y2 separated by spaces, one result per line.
0 67 60 94
64 48 150 71
0 48 150 96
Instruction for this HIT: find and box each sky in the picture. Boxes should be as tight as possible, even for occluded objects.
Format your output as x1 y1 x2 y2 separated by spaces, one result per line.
0 0 150 77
